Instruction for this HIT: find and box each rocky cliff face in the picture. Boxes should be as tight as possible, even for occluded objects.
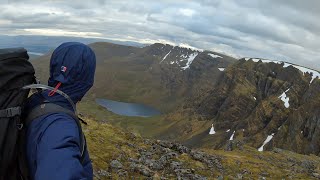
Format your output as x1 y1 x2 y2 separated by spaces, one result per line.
162 58 320 156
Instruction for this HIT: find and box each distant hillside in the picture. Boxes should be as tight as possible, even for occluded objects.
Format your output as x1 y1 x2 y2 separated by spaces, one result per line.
29 40 320 179
0 35 145 55
82 113 320 179
32 42 236 112
159 58 320 156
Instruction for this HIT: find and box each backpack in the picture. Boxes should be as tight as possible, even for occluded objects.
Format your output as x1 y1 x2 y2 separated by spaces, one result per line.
24 101 87 164
0 48 87 180
0 48 35 180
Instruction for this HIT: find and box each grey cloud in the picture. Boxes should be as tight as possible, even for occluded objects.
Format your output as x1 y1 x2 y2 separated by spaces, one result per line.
0 0 320 69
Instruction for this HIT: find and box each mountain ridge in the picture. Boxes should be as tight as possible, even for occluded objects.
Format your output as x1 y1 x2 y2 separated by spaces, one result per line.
159 58 320 157
30 41 320 178
32 42 236 112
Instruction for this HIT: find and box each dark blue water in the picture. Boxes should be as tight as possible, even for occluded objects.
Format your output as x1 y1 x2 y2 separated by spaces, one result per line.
96 99 161 117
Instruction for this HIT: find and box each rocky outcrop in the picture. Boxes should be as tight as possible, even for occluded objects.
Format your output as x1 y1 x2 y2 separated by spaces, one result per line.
84 118 320 179
163 58 320 156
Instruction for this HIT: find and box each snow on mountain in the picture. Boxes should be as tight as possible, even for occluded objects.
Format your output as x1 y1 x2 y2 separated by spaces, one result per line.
209 124 216 135
229 131 235 140
178 43 203 52
208 53 222 59
218 68 225 71
286 65 320 84
279 89 290 108
28 52 44 56
245 58 320 84
181 52 199 70
258 133 275 152
160 50 172 63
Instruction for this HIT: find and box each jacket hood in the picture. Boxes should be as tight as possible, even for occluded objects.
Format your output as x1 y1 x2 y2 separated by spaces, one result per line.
47 42 96 104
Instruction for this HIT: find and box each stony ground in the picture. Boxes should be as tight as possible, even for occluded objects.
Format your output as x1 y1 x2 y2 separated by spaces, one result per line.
82 117 320 180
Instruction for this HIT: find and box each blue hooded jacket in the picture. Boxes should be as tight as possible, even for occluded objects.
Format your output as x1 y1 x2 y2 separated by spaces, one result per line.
25 42 96 180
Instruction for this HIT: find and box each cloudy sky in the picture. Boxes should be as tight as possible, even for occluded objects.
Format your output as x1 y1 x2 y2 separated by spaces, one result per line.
1 0 320 69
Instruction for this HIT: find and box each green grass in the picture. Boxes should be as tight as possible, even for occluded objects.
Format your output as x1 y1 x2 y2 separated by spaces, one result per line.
78 100 170 138
83 115 320 179
203 146 320 179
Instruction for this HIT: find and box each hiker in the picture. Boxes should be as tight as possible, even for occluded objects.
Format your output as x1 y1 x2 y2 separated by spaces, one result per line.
24 42 96 179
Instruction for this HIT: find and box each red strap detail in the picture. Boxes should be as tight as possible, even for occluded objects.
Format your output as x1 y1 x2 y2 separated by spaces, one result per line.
48 82 62 96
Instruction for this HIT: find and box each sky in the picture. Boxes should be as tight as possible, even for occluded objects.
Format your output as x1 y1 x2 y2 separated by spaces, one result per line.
1 0 320 69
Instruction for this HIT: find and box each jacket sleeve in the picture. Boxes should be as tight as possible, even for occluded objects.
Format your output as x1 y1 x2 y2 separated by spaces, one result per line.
34 114 89 180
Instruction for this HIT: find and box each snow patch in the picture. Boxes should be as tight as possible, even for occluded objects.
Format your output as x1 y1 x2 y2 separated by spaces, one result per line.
209 124 216 135
288 65 320 84
160 50 171 63
180 54 188 59
245 58 320 84
28 52 44 56
258 133 275 152
252 58 261 62
253 96 256 101
170 61 175 65
229 131 235 140
226 129 230 133
178 43 203 52
278 89 290 108
181 52 199 70
246 58 282 64
218 68 225 71
301 131 303 134
208 53 222 59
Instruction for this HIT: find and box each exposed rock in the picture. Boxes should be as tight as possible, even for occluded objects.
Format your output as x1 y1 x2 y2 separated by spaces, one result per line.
300 160 315 173
158 140 175 149
170 161 182 170
110 160 123 169
174 169 207 180
217 176 224 180
96 169 111 178
144 159 164 171
312 173 320 179
165 58 320 156
126 143 136 148
190 150 223 172
237 173 243 179
225 141 233 151
273 148 283 153
158 152 178 165
128 158 139 163
117 169 128 177
130 163 155 177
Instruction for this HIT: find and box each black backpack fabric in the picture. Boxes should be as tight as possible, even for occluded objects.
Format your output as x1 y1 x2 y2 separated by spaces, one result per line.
0 48 35 180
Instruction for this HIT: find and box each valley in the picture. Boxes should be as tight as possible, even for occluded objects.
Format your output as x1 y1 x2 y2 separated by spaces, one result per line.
31 42 320 179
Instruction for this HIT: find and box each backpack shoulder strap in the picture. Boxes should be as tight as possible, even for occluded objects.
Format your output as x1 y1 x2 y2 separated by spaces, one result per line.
25 103 86 163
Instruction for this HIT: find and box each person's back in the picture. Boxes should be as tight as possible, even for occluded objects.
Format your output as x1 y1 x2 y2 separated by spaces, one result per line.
24 42 96 180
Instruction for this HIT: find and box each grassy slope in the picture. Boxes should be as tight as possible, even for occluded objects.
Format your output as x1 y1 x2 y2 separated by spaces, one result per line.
83 113 320 179
78 100 171 138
